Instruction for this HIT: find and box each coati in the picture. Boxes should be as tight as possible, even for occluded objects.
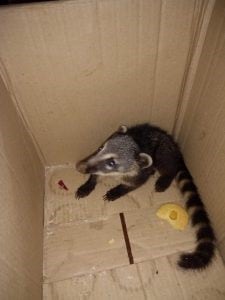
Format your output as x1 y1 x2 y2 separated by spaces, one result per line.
75 123 216 270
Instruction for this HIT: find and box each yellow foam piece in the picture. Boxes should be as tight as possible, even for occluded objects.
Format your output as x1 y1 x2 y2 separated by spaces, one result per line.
156 203 189 230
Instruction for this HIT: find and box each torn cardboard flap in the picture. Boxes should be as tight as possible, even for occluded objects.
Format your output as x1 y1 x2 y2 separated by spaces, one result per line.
44 251 225 300
43 214 129 282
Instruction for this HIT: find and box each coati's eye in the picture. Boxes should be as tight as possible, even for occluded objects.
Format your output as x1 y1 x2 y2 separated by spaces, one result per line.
106 158 116 168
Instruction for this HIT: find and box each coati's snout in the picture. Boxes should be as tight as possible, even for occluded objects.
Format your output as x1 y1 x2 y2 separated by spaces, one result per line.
76 152 101 174
76 160 88 174
76 126 153 176
76 155 118 175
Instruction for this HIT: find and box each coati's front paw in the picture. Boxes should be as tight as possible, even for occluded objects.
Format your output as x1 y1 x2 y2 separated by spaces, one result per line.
75 185 92 199
103 190 120 201
155 176 173 192
103 188 122 201
103 184 131 201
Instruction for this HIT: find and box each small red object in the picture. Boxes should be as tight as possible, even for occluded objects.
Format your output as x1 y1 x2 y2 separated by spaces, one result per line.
58 180 69 191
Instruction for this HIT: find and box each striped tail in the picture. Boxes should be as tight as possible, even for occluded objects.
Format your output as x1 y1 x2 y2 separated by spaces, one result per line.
176 167 216 269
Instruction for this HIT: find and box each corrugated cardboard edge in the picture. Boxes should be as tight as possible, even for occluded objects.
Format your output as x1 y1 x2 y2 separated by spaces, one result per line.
175 0 225 262
173 0 216 138
0 75 45 299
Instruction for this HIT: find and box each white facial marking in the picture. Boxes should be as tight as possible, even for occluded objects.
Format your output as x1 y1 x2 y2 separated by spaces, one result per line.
93 171 119 176
100 153 118 161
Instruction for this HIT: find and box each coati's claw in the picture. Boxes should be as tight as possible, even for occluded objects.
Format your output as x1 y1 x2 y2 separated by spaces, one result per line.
104 184 132 201
75 175 97 199
155 175 173 192
75 185 91 199
103 190 120 201
103 194 109 201
155 181 167 192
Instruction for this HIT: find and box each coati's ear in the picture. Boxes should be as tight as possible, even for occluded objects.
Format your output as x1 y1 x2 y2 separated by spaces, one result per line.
118 125 128 133
137 153 153 169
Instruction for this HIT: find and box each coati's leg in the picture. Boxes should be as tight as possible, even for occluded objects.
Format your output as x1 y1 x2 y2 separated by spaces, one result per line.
155 175 175 192
104 169 154 201
75 175 98 199
103 184 134 201
155 160 179 192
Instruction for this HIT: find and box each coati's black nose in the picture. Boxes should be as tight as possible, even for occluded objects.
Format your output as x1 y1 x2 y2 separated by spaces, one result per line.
76 161 87 174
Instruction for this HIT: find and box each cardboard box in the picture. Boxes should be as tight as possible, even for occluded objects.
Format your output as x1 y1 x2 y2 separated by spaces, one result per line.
0 0 225 299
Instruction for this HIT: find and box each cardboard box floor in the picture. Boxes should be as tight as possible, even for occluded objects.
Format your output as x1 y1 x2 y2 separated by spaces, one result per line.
43 166 225 299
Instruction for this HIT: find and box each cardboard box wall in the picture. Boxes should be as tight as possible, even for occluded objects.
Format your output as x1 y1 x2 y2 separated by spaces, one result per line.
0 0 225 299
0 75 44 298
177 0 225 263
